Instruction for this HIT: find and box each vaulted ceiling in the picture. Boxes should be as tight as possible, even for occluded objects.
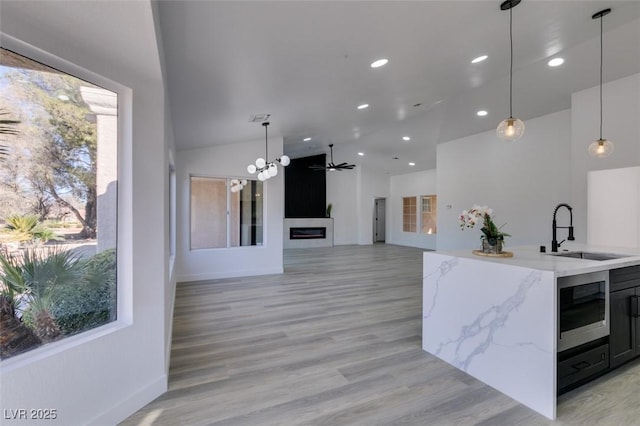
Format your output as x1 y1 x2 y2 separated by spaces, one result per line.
156 1 640 175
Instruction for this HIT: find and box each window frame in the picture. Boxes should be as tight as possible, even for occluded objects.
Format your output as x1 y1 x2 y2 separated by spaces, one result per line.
421 194 437 235
189 174 264 250
402 196 417 233
0 33 133 365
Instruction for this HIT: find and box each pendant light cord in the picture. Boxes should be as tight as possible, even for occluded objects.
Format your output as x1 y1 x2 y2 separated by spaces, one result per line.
599 14 603 140
509 3 514 119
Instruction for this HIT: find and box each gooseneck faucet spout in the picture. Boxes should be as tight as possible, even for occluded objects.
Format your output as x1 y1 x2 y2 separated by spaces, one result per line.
552 203 575 252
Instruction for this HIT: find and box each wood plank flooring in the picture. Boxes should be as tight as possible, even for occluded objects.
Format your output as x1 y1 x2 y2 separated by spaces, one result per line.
121 244 640 426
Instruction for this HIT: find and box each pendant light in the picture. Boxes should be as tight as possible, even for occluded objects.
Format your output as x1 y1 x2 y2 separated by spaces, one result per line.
496 0 525 141
588 8 614 158
246 122 290 181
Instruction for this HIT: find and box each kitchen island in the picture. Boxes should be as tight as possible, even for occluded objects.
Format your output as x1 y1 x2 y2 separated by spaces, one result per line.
422 244 640 419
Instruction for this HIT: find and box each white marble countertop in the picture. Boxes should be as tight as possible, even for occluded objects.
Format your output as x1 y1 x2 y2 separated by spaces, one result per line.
434 243 640 277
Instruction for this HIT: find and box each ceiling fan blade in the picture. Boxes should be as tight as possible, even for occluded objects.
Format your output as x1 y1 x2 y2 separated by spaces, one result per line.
335 162 348 167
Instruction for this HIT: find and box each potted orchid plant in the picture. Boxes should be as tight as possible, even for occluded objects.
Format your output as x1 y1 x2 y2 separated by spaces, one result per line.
460 205 510 253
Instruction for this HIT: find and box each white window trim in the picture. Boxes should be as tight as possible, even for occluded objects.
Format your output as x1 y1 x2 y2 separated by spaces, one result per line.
0 34 133 367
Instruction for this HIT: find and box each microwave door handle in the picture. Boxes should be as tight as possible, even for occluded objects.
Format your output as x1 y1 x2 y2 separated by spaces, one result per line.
632 295 640 318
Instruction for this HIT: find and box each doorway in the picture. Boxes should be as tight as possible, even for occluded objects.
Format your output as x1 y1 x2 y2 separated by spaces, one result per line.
374 198 386 243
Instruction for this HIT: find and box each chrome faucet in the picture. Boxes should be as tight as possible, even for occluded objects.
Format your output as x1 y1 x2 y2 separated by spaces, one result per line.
552 203 575 252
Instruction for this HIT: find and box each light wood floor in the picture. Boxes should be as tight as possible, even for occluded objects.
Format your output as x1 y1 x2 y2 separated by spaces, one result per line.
121 244 640 426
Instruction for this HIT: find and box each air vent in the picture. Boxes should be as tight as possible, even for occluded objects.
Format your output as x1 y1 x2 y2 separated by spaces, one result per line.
249 113 271 123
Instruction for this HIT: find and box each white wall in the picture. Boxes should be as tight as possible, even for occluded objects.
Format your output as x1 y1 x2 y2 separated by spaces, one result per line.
388 169 438 250
437 110 572 251
571 73 640 243
326 165 390 245
176 138 284 281
1 2 170 425
152 0 178 375
327 169 359 245
358 166 391 245
588 166 640 248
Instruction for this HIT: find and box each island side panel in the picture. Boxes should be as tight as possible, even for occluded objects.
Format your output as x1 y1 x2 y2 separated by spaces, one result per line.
422 252 556 420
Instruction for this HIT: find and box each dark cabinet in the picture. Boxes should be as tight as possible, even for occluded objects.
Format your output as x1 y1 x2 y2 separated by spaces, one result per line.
609 266 640 369
558 342 609 393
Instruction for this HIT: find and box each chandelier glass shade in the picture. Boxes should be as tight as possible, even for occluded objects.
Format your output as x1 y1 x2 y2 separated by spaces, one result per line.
588 8 614 159
497 0 524 142
246 122 290 181
230 178 248 192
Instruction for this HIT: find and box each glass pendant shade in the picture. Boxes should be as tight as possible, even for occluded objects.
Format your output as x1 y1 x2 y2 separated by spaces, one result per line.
279 155 290 166
268 164 278 177
255 158 266 168
588 138 614 158
497 0 524 142
497 117 525 141
247 164 257 174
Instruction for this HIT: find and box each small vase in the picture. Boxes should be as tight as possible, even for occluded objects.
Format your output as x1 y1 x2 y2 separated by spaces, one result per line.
481 239 503 254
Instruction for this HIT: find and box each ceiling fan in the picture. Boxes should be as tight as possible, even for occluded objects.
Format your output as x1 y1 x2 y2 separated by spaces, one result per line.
309 144 356 172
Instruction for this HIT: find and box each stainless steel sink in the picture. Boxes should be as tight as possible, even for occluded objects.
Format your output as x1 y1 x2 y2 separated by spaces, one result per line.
549 251 631 261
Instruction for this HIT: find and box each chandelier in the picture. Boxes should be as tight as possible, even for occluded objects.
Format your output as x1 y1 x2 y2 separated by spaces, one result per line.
247 122 290 181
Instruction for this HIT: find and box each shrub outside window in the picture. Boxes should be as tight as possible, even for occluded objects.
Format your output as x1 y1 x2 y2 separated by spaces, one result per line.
0 47 118 360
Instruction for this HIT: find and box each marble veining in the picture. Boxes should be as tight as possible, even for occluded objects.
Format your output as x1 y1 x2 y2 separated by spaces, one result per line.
422 257 459 320
423 252 557 419
429 268 546 371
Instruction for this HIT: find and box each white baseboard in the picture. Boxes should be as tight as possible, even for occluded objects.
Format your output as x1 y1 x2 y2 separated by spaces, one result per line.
88 374 167 425
177 266 284 282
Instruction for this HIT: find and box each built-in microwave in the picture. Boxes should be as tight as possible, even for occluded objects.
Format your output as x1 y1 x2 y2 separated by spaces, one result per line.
557 271 609 352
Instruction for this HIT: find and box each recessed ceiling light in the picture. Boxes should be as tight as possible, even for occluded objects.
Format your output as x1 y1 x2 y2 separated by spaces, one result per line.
370 58 389 68
548 57 565 67
477 110 488 117
357 104 369 110
409 162 416 166
303 137 312 142
471 55 488 64
358 152 365 156
402 136 411 141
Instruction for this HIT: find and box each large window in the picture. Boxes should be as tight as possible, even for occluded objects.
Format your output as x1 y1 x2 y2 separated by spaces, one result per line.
0 47 118 359
190 176 263 249
402 196 417 233
421 195 437 234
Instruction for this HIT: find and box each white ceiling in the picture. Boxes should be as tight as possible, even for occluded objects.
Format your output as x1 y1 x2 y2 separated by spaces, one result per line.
156 1 640 175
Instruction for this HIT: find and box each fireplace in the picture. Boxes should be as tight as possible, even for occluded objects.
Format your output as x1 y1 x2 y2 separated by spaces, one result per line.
284 218 333 248
290 227 326 240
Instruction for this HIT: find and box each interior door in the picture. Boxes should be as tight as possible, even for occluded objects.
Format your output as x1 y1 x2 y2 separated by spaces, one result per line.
374 198 386 242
